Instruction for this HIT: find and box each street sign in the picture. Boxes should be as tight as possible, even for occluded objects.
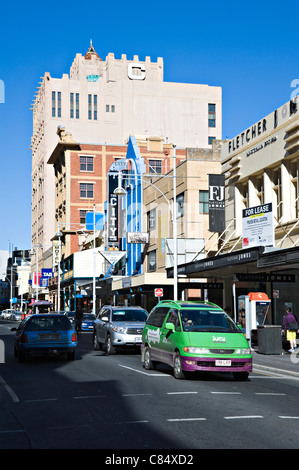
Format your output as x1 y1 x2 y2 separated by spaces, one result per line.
100 251 126 264
273 289 279 299
154 288 163 297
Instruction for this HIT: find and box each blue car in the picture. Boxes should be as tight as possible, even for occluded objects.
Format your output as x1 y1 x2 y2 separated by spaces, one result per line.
13 314 77 362
81 313 96 331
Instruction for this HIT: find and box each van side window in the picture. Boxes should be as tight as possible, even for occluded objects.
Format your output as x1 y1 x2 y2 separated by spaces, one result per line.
166 309 179 329
146 307 170 327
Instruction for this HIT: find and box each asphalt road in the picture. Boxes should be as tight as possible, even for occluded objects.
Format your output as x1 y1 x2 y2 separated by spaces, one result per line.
1 320 299 451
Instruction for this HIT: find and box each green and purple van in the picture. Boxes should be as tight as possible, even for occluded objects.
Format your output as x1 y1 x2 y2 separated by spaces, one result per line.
141 300 252 380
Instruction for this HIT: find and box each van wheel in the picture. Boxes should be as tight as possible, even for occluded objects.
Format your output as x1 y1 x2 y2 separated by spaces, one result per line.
233 372 249 381
174 353 186 379
144 346 156 370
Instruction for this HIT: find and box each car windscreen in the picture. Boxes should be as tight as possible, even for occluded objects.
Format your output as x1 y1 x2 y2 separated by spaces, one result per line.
180 309 240 333
112 310 148 322
83 314 96 320
25 316 73 331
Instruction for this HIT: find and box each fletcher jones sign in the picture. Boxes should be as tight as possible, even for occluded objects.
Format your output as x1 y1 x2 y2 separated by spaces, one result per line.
208 174 225 233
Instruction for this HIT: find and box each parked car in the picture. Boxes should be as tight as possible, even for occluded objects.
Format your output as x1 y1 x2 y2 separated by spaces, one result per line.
9 311 22 321
81 313 96 331
141 300 252 381
12 313 77 362
64 311 75 324
93 306 148 354
1 309 15 320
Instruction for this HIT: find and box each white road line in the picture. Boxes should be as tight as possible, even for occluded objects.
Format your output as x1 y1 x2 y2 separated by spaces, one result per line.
0 375 20 403
211 392 241 395
167 391 198 395
167 418 206 422
255 393 286 396
224 415 264 420
118 364 169 376
279 416 299 419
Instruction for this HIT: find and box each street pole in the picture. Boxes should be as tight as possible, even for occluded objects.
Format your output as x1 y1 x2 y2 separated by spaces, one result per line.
93 204 96 316
173 145 177 301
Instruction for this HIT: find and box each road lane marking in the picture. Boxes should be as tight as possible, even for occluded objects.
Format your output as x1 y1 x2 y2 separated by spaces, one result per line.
0 375 19 403
211 392 241 395
279 416 299 419
167 418 206 422
224 415 264 419
255 393 286 396
118 364 170 376
167 391 198 395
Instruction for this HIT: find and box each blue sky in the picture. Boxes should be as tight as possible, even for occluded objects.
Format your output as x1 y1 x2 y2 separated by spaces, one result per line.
0 0 298 252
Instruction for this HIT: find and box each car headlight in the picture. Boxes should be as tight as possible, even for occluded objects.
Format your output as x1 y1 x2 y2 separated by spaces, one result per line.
235 348 251 355
183 346 210 354
111 326 127 333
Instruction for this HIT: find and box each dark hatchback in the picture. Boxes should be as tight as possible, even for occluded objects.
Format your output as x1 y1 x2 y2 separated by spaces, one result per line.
13 314 77 362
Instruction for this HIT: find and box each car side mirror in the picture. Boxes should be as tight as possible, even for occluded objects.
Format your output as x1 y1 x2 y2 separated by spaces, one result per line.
11 327 17 332
165 322 175 332
102 316 109 322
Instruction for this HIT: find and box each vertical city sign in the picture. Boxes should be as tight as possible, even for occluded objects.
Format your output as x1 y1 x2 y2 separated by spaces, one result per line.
108 172 119 245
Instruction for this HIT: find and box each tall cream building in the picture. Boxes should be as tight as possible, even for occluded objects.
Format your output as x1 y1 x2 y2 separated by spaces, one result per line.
31 42 222 267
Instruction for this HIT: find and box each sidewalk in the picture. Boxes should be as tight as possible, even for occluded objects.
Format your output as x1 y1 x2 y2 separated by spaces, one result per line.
252 348 299 377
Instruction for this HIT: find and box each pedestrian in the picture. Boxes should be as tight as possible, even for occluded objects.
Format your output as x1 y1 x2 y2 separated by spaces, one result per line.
282 307 298 352
74 306 83 334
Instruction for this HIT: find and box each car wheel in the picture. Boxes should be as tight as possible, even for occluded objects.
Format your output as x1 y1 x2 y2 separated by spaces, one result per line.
106 335 116 355
173 353 186 379
144 346 156 370
93 333 100 350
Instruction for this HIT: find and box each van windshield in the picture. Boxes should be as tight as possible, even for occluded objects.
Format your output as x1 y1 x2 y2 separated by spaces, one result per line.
180 309 240 333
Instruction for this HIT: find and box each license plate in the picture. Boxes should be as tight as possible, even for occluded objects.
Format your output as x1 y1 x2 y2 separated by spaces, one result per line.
215 360 231 366
39 334 60 341
135 337 142 342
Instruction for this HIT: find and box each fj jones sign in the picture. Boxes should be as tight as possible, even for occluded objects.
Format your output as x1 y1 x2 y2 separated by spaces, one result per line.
208 174 225 233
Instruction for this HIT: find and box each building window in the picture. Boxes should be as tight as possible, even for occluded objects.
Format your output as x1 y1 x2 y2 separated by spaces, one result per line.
76 93 79 119
80 183 94 199
208 136 216 145
70 93 74 118
111 105 115 113
106 105 110 112
80 156 94 172
88 94 98 120
52 91 56 117
79 210 88 224
148 250 156 272
149 160 162 174
94 95 97 120
57 92 61 118
199 190 209 214
148 208 156 231
208 103 216 128
176 193 184 217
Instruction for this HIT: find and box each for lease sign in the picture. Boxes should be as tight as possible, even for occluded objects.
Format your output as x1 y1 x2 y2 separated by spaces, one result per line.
242 203 274 249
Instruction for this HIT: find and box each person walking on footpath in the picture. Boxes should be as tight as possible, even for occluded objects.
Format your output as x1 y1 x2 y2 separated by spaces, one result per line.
282 307 299 352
